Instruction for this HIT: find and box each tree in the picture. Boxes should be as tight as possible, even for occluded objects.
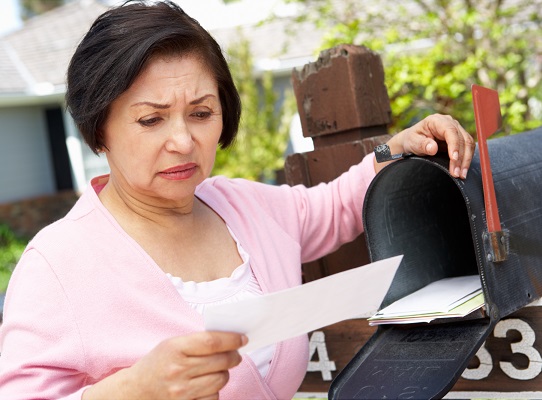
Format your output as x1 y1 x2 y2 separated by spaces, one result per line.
213 35 295 181
284 0 542 138
20 0 64 20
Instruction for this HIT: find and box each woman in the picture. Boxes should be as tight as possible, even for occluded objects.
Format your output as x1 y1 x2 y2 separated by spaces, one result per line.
0 1 474 399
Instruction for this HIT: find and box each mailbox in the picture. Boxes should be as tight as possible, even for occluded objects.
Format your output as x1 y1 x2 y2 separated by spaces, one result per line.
329 125 542 399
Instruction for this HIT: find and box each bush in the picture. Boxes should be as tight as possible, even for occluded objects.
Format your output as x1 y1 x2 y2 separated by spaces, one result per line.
0 224 27 293
213 34 295 182
286 0 542 137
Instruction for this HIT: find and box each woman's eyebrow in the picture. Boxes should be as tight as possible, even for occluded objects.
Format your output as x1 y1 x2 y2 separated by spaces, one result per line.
131 94 216 108
190 94 216 105
131 101 170 109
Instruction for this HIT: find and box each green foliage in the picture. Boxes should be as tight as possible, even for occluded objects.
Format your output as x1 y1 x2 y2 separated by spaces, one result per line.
285 0 542 138
213 35 295 181
20 0 64 20
0 224 27 293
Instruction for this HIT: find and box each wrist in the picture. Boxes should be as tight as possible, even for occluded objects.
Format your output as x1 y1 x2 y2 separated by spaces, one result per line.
82 367 136 400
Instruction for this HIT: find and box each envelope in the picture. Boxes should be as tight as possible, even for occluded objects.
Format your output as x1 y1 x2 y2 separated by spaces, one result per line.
203 255 402 354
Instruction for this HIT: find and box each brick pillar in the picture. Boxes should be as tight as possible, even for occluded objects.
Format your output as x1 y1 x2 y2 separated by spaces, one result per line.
285 44 392 282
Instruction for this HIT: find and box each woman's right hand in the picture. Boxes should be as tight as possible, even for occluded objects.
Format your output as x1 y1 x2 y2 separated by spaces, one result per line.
83 331 247 400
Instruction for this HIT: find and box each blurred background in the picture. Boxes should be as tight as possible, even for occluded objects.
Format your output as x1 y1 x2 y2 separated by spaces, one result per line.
0 0 541 293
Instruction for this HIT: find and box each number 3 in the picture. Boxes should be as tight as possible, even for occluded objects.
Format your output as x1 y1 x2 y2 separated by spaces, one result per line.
462 318 542 380
495 319 542 380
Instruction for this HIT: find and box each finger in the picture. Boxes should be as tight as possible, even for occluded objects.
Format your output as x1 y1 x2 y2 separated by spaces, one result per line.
448 119 476 179
177 351 243 378
421 137 439 155
425 115 461 156
174 331 247 357
426 115 467 177
404 115 449 156
178 370 230 400
197 395 219 400
447 119 465 177
458 125 475 179
403 127 434 155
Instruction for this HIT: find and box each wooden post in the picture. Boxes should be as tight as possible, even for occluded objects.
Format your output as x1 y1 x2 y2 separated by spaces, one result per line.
286 44 391 282
287 44 542 397
285 44 390 393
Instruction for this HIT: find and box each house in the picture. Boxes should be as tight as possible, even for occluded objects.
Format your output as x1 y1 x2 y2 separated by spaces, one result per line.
0 0 322 206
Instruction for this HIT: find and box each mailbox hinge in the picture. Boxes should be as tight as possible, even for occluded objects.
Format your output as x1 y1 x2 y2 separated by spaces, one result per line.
483 229 509 263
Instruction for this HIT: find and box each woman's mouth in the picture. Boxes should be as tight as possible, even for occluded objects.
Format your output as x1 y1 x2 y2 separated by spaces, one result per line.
158 163 197 180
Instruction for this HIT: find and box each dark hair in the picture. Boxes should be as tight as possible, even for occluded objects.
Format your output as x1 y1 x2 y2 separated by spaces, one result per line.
66 0 241 154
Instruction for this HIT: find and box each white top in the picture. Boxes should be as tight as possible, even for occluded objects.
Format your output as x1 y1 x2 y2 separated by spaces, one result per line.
166 227 275 377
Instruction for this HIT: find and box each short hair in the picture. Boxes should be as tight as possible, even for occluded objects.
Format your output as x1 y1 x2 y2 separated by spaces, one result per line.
66 0 241 154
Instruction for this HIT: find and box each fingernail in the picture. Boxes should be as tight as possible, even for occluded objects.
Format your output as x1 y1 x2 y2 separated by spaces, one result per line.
462 169 468 179
426 142 434 152
454 167 460 177
241 335 248 345
453 151 459 161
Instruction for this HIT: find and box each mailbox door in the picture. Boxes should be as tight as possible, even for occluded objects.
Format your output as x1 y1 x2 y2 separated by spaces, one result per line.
328 319 495 399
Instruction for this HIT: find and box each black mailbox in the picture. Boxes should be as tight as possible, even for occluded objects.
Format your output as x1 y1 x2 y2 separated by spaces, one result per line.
329 126 542 399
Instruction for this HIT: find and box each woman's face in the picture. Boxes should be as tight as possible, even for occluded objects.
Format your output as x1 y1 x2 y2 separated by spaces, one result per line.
102 55 223 204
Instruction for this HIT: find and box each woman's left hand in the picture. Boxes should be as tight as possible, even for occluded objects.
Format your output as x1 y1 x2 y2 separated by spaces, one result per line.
376 114 475 179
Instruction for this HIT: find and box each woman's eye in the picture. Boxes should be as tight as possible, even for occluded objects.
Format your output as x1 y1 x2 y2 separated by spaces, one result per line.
192 111 212 120
138 117 161 127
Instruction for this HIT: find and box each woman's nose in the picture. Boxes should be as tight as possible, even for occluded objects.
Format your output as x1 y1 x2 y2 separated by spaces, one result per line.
165 118 195 154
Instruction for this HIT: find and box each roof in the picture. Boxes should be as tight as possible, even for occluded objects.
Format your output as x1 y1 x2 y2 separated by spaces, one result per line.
0 0 323 104
0 0 109 100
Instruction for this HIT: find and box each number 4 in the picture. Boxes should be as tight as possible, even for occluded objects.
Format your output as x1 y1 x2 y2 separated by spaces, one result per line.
307 331 337 381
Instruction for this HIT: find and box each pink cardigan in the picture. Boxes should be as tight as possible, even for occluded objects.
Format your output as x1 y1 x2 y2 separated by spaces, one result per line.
0 154 375 400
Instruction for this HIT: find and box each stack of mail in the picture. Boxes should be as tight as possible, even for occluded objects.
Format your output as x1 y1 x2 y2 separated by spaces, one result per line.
368 275 484 325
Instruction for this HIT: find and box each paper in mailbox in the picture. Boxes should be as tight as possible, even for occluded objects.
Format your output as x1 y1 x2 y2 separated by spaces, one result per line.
203 255 402 354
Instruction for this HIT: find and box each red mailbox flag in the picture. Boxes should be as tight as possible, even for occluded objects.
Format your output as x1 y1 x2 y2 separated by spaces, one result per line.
472 84 503 233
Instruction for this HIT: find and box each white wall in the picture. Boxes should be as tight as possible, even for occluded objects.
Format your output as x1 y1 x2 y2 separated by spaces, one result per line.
0 106 55 203
80 143 110 189
63 110 110 192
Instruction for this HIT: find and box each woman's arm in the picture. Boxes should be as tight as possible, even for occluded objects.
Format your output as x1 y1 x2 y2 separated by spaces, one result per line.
0 248 246 400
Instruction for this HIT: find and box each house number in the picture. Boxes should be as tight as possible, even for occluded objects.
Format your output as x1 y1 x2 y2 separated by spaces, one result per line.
462 318 542 380
307 331 336 381
307 318 542 382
